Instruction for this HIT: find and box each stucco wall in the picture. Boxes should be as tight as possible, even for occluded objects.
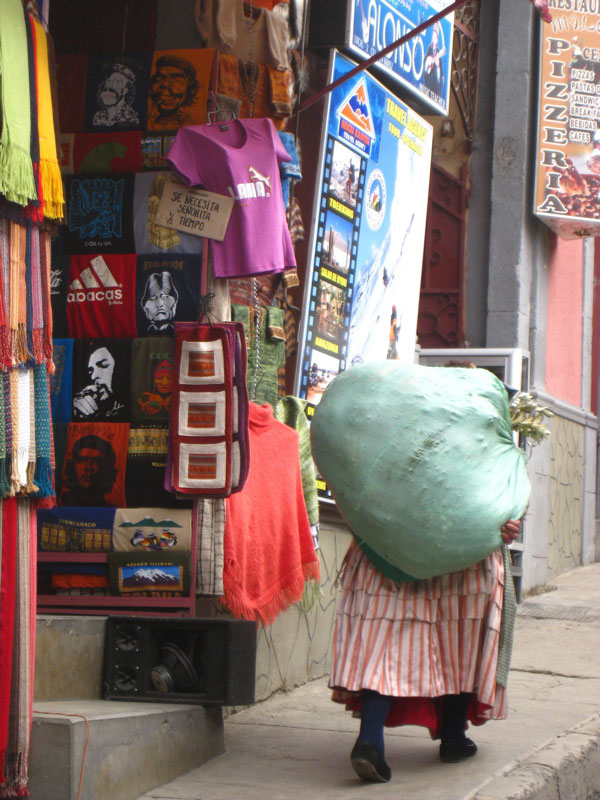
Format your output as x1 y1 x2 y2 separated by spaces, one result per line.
547 414 584 580
545 238 584 407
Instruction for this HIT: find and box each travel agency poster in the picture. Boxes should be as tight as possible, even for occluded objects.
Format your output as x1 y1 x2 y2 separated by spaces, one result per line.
295 50 433 432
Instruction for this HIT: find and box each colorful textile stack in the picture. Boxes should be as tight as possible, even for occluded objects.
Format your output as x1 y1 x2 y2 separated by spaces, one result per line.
0 6 62 795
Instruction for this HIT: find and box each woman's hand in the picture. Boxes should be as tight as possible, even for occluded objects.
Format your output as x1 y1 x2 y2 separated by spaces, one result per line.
501 519 522 544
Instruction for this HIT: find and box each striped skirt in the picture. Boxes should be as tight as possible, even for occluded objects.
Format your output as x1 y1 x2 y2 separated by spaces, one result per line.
330 543 507 736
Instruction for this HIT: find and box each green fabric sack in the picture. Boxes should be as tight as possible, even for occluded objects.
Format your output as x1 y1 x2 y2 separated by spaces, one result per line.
311 362 530 580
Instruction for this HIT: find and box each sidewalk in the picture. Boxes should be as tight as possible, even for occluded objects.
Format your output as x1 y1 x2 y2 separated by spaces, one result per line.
139 563 600 800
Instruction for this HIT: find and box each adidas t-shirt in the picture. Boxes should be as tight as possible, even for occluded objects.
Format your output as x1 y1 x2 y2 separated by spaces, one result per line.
166 118 296 279
66 254 137 339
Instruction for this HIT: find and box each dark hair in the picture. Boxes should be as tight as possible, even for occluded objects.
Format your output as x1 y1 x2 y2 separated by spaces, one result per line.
142 272 179 307
98 62 136 107
64 434 117 496
151 55 199 107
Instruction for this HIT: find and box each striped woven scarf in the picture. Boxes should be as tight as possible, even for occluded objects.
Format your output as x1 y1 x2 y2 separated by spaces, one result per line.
38 231 52 367
2 374 12 498
8 224 29 367
1 499 35 797
32 365 52 498
0 220 10 370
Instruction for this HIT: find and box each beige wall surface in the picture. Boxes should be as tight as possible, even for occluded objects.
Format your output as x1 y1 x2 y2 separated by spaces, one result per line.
547 415 584 580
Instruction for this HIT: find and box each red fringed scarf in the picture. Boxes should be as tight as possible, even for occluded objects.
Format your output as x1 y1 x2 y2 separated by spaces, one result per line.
0 498 17 786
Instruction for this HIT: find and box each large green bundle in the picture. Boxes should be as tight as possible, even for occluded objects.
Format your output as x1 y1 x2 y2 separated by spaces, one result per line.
311 362 530 579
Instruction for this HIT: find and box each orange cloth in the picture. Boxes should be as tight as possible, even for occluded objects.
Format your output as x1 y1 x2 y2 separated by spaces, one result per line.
223 402 319 625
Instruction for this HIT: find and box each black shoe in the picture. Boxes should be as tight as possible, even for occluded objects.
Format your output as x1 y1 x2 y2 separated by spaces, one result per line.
350 739 391 783
439 737 478 763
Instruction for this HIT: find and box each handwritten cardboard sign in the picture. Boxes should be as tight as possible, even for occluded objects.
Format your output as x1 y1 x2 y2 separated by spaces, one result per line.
154 179 234 241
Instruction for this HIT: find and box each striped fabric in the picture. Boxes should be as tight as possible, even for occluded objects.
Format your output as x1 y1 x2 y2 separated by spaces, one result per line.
330 543 507 734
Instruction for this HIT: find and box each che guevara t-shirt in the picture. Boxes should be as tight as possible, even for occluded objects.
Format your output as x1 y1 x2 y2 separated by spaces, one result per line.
166 117 296 279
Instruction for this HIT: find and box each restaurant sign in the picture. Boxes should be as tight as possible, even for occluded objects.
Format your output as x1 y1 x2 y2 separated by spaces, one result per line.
534 2 600 238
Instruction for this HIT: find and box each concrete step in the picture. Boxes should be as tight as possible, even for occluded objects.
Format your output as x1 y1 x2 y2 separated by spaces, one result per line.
30 700 223 800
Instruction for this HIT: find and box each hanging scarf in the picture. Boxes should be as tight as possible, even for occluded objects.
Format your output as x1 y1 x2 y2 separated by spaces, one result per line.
0 498 16 786
0 1 37 208
2 374 13 498
38 231 53 366
0 375 9 498
0 220 11 369
28 227 44 365
8 223 29 367
30 18 64 221
194 498 225 596
33 365 52 498
24 13 43 224
1 499 35 797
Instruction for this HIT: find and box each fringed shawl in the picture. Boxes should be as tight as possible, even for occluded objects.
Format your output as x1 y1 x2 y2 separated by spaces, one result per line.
30 18 64 221
0 1 37 208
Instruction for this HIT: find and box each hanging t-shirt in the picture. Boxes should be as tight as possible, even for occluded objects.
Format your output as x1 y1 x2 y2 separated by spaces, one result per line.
72 338 132 422
62 174 135 254
135 254 201 337
67 254 137 339
166 117 296 279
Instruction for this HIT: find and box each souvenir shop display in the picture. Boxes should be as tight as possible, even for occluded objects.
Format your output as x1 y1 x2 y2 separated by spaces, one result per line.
40 0 317 632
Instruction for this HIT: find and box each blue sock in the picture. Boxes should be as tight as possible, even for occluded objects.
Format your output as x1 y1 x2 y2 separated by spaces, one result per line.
358 690 393 757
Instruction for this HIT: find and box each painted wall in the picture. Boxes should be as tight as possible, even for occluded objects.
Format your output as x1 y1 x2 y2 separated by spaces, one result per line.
545 238 583 407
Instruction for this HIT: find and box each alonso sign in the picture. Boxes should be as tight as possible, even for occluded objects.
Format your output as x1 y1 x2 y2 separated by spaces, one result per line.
310 0 454 116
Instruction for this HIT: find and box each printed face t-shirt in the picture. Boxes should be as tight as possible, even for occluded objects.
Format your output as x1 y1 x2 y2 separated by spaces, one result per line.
166 117 296 279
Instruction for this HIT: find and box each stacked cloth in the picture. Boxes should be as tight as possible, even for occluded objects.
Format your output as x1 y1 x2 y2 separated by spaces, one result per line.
222 402 320 625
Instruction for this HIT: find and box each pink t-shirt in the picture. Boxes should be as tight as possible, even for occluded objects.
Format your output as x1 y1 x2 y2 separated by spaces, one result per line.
166 118 296 279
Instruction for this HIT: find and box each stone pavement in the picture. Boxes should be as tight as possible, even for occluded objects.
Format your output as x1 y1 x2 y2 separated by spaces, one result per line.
139 563 600 800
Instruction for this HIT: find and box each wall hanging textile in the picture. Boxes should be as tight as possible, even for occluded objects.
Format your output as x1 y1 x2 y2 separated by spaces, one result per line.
108 551 190 596
0 0 37 208
55 54 88 134
130 337 175 426
222 402 320 625
83 53 153 133
61 173 135 253
194 497 225 596
72 338 132 422
37 506 115 552
194 0 289 70
61 131 144 175
30 18 65 221
113 507 192 552
166 117 296 278
66 254 137 339
133 172 204 255
59 421 129 507
216 54 291 129
166 320 251 497
126 428 189 509
135 255 202 336
147 48 216 130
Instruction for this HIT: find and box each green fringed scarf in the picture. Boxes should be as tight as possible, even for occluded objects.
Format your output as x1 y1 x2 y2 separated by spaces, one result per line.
0 0 37 207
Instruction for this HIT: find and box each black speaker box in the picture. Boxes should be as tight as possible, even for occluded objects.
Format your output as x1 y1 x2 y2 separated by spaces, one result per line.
103 616 256 706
